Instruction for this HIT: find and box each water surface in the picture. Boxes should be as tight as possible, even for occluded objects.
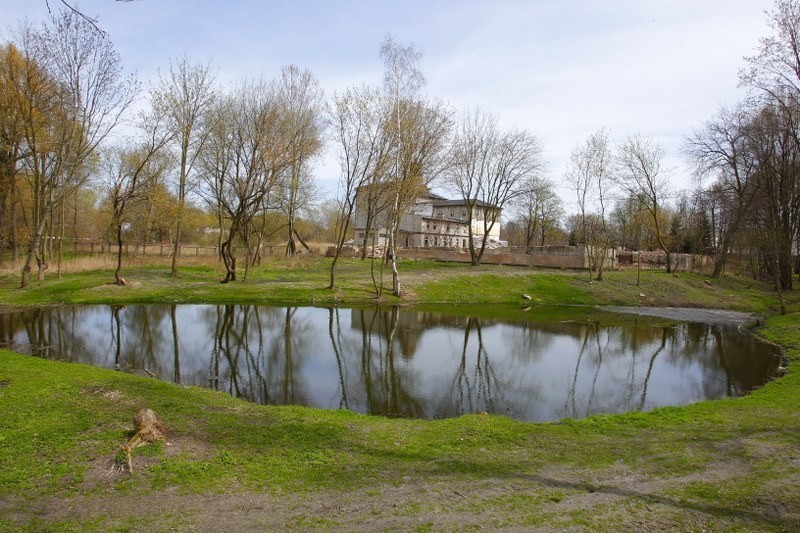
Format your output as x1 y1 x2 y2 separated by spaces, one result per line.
0 304 779 422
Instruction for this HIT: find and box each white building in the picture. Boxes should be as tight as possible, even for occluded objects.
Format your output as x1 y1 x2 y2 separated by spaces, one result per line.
353 189 502 250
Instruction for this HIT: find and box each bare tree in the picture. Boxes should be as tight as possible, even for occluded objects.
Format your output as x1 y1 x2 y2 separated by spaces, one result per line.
103 114 173 285
14 10 136 288
685 104 760 278
479 128 544 261
615 134 673 273
274 65 325 256
44 0 137 36
512 175 563 248
447 107 543 265
566 129 614 280
380 34 426 296
328 85 393 290
589 130 615 280
745 102 799 311
199 80 296 283
446 107 497 263
150 55 217 276
739 0 800 301
741 0 800 110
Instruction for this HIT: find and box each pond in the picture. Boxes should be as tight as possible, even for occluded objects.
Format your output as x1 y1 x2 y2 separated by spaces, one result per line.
0 304 781 422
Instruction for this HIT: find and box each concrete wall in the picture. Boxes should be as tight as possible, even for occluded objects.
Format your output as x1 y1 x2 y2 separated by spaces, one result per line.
617 251 713 273
325 245 712 273
394 245 593 268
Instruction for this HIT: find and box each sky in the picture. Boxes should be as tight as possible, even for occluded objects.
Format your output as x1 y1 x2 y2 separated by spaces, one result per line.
1 0 777 211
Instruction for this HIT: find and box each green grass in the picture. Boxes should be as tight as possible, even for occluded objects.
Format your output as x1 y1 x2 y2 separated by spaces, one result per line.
0 257 799 530
0 256 785 312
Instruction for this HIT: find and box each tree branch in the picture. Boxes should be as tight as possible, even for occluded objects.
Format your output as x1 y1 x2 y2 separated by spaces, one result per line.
45 0 137 37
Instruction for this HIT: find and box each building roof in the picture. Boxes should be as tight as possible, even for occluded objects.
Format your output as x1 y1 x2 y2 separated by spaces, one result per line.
422 216 470 224
433 199 497 208
425 191 447 201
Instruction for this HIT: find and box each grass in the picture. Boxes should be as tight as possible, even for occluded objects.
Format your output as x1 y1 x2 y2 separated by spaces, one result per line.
0 254 784 312
0 254 798 530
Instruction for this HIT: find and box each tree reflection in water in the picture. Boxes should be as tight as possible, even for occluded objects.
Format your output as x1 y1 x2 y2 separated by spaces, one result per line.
0 305 781 422
443 317 503 418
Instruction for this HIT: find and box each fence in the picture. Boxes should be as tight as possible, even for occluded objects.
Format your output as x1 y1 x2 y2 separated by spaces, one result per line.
69 241 290 258
51 241 714 273
617 251 713 273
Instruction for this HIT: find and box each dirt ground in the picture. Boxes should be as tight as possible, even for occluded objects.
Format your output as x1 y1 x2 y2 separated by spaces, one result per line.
5 449 797 531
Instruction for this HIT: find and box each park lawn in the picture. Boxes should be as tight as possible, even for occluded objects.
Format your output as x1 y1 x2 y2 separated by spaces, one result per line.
0 256 783 312
0 257 798 530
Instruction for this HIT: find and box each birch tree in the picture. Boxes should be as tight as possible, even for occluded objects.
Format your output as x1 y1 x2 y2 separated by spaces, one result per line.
380 34 425 296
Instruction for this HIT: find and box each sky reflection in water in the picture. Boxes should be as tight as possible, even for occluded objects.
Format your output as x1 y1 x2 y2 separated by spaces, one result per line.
0 304 780 422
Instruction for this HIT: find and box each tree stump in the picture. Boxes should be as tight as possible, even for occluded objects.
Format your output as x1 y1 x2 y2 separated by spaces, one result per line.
120 408 165 473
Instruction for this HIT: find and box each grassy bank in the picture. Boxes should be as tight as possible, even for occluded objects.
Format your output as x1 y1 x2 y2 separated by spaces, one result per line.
0 257 798 530
0 255 784 311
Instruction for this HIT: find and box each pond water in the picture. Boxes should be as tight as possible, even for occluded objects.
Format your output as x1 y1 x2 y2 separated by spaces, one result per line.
0 304 780 422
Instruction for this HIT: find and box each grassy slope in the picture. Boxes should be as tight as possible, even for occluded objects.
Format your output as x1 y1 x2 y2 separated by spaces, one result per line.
0 256 780 311
0 257 798 530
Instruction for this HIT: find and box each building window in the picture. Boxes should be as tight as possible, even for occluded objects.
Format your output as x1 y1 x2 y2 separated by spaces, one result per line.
424 237 429 247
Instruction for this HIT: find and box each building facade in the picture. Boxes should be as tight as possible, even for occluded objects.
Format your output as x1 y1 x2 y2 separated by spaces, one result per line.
353 189 503 250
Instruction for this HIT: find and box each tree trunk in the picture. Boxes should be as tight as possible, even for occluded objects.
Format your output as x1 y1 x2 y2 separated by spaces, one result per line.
171 218 182 276
114 222 125 285
473 216 497 266
360 209 374 260
328 214 353 290
390 225 400 297
21 216 48 288
57 199 65 279
772 248 787 316
711 249 728 279
220 237 236 283
293 228 311 252
286 211 297 256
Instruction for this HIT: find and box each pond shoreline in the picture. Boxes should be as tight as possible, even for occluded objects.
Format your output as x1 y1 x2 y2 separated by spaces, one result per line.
0 263 797 530
606 305 760 327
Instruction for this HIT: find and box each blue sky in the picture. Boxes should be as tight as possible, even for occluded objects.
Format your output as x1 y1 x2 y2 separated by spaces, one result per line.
2 0 775 209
